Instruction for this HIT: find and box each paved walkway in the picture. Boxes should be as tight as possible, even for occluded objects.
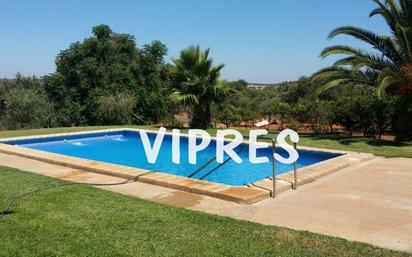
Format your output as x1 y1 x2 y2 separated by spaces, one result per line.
0 153 411 252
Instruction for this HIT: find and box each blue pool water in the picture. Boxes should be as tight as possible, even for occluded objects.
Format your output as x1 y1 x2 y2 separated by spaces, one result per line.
2 130 342 186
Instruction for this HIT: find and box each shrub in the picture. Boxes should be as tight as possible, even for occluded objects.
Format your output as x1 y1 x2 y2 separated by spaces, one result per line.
307 101 335 134
333 95 395 139
0 87 54 130
162 118 184 129
96 92 137 125
333 98 360 136
238 108 258 128
212 104 241 128
368 97 394 140
392 93 412 141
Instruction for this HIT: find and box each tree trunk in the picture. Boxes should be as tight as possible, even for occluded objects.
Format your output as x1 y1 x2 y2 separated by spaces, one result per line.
190 103 211 129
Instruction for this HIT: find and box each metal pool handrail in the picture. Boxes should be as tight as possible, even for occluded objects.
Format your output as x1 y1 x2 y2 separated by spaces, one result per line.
187 144 248 179
188 134 298 198
187 155 216 178
199 145 248 180
293 142 298 190
266 136 298 198
270 137 277 198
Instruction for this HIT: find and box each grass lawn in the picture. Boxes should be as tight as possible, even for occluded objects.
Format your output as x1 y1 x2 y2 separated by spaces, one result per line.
0 126 412 158
294 134 412 158
0 166 410 257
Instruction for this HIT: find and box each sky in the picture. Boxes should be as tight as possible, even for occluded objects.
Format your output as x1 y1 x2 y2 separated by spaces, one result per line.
0 0 390 83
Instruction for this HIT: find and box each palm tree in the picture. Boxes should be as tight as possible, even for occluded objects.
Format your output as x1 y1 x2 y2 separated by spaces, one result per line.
311 0 412 97
170 46 232 128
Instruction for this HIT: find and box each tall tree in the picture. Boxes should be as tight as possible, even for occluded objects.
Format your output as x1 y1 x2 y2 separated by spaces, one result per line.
170 46 232 128
136 41 171 123
44 24 170 126
0 74 54 129
312 0 412 97
311 0 412 140
44 25 140 125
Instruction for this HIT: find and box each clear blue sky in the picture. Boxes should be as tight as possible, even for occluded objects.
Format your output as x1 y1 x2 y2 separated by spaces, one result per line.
1 0 389 83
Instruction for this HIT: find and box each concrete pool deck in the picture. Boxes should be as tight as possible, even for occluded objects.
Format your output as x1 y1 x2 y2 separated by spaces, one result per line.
0 152 411 252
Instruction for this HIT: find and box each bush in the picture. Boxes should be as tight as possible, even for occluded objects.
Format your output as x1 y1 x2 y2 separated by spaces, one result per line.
392 93 412 141
212 104 241 128
307 101 335 134
288 118 301 131
367 97 394 140
96 92 137 125
43 73 85 126
0 87 54 130
333 98 361 136
162 118 184 129
333 95 395 139
238 108 258 128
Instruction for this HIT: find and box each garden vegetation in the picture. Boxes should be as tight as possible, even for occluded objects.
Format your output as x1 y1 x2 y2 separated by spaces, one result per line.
1 0 411 142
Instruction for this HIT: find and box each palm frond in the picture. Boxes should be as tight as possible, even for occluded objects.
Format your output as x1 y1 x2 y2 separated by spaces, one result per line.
376 67 402 97
311 0 412 97
170 45 229 106
328 26 402 62
320 45 366 58
311 67 377 97
370 0 398 33
169 91 198 105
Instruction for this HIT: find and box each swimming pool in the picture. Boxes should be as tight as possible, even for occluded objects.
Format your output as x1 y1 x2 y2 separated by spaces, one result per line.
2 130 342 186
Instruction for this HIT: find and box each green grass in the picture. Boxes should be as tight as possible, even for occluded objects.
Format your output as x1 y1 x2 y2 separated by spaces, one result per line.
0 125 150 139
0 166 410 257
1 126 412 158
295 133 412 158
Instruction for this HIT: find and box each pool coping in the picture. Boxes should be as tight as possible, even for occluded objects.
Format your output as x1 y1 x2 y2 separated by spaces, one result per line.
0 128 374 204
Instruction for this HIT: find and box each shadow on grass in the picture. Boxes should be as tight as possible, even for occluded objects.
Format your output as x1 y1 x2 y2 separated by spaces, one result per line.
366 140 407 147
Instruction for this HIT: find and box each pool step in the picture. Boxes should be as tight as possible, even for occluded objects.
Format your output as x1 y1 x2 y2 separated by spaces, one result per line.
248 152 375 197
249 179 291 195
